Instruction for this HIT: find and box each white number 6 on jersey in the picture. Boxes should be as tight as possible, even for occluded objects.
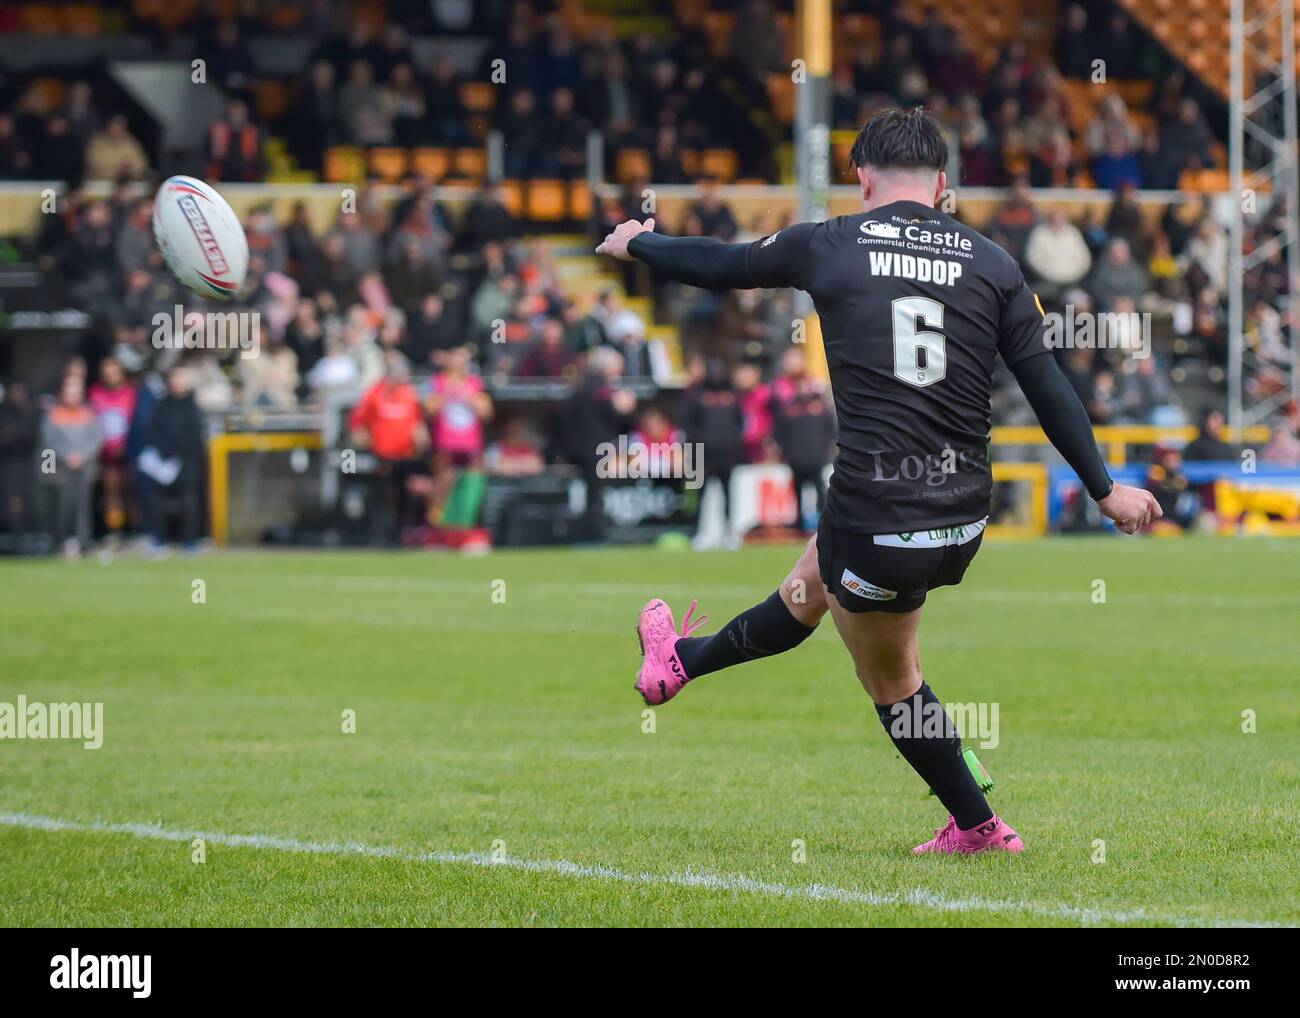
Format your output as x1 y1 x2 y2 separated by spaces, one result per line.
891 296 947 388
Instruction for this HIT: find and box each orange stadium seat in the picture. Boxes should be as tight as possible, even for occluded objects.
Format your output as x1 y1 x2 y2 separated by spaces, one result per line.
451 148 487 183
767 74 795 125
615 148 651 183
254 80 291 121
21 3 61 34
62 3 103 35
460 82 497 113
499 180 525 218
525 180 567 222
367 147 410 183
412 148 451 182
569 180 592 221
323 146 364 183
700 149 739 182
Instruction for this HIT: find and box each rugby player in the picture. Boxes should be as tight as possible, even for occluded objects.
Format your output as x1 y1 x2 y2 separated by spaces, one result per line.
597 107 1161 855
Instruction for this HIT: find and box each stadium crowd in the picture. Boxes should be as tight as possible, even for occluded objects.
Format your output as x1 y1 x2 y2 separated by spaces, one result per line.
2 1 1299 555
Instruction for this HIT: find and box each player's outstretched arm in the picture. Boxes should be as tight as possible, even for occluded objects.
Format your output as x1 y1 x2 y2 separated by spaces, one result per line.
596 218 810 291
1009 354 1162 533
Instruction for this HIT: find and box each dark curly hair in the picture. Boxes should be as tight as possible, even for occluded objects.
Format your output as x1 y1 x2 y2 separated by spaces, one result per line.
848 107 948 174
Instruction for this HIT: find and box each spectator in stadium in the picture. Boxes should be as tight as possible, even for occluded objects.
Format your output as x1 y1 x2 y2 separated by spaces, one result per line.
425 345 491 523
332 210 382 277
650 124 689 184
557 346 636 541
770 348 835 526
500 89 547 179
1184 216 1229 294
426 56 469 146
1085 96 1141 179
306 334 360 404
516 318 576 379
387 236 444 314
0 381 38 550
285 296 326 391
245 204 288 276
84 115 149 183
680 358 746 539
730 0 787 86
0 112 33 179
1023 209 1092 295
61 81 99 149
1184 408 1236 461
65 200 118 308
33 114 83 186
1145 446 1198 531
1088 238 1148 308
459 183 518 251
206 99 263 182
985 177 1038 261
1262 421 1300 465
1097 11 1144 79
483 418 544 477
203 20 255 95
1115 340 1173 423
403 293 459 368
684 179 739 242
297 60 344 172
734 360 775 464
542 87 591 179
1161 98 1215 177
41 372 103 558
239 332 300 409
88 357 137 542
1054 5 1096 80
348 350 428 545
114 198 156 278
389 61 430 146
340 59 395 145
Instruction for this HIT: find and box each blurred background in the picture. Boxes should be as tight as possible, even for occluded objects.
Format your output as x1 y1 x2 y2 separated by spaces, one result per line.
0 0 1298 557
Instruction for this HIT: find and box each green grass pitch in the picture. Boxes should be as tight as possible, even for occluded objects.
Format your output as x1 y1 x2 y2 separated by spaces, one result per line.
1 537 1297 927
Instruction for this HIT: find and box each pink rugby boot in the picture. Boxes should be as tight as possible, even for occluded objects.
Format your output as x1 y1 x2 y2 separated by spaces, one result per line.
913 815 1025 855
634 598 708 705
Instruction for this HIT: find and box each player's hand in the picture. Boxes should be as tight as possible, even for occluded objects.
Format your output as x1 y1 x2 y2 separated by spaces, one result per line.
596 218 655 261
1097 482 1162 534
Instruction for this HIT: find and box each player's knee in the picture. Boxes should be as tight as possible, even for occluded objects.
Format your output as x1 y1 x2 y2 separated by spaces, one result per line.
779 538 825 625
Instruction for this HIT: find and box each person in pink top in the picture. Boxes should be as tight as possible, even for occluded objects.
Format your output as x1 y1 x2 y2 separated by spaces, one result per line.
87 357 137 540
424 345 492 521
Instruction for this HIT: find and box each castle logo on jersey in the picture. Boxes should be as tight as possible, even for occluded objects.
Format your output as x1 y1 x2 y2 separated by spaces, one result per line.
860 220 901 239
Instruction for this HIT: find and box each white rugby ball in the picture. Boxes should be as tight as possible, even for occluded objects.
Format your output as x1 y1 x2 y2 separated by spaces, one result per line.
152 175 248 301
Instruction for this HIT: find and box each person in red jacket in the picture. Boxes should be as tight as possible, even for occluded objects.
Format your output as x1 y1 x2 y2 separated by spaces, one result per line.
348 351 428 545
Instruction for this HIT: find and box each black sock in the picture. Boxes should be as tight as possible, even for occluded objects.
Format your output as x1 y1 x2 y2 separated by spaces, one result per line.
675 590 816 679
875 682 993 831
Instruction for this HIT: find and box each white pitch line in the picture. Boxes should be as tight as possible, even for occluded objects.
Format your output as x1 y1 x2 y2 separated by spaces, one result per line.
0 811 1285 928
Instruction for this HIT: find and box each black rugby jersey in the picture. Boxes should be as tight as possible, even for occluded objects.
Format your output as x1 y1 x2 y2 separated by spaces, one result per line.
736 199 1050 532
